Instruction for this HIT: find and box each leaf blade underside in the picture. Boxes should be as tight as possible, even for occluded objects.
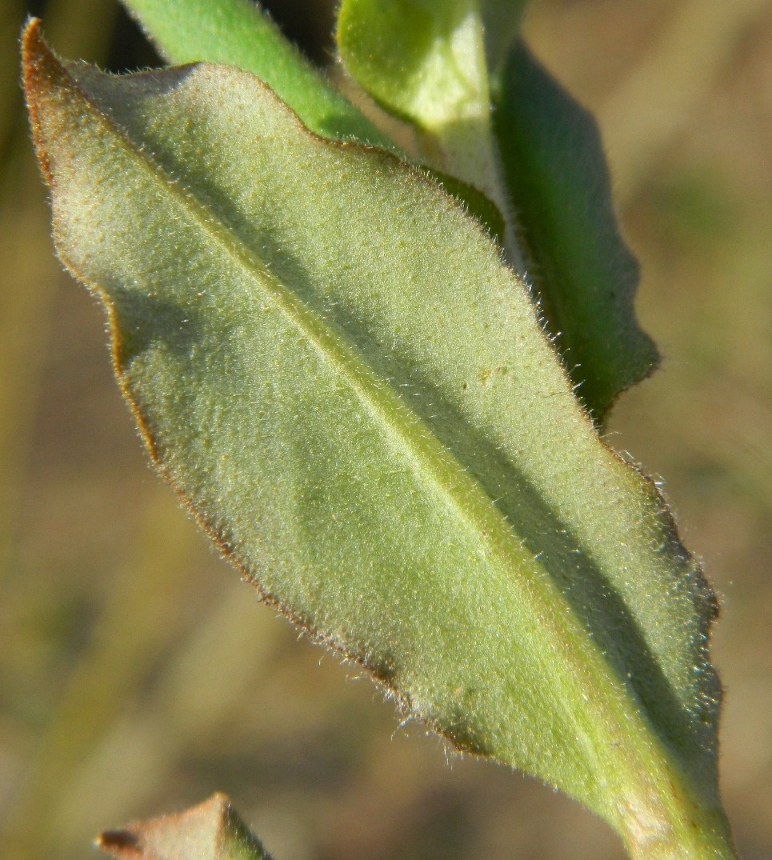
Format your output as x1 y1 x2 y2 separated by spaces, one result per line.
23 21 732 858
122 0 394 148
336 3 658 423
122 0 506 246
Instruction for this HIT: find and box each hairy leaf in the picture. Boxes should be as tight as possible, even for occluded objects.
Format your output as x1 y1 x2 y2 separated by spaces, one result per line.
336 0 513 249
492 41 660 423
97 794 273 860
122 0 394 148
337 2 658 422
24 21 733 859
121 0 504 244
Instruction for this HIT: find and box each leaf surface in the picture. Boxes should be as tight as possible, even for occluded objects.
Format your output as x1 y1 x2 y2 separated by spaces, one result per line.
338 0 488 132
122 0 394 148
24 21 733 858
336 2 659 422
492 41 660 422
121 0 504 244
336 0 514 252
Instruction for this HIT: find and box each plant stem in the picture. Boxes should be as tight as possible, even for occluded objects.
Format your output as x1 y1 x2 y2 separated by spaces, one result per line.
411 2 526 273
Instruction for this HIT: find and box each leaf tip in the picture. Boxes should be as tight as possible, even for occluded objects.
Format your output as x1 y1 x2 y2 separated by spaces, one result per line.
21 16 53 100
21 17 65 187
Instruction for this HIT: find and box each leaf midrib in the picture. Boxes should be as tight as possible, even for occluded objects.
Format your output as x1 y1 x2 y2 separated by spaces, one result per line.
49 53 670 782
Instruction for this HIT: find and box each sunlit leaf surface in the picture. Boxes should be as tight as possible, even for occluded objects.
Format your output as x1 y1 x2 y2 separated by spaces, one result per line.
123 0 505 245
24 20 733 859
336 3 658 422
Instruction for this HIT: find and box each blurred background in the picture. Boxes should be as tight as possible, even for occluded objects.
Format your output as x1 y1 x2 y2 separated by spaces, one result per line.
1 1 771 858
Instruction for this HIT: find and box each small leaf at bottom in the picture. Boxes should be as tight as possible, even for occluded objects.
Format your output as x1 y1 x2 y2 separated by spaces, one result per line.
97 794 273 860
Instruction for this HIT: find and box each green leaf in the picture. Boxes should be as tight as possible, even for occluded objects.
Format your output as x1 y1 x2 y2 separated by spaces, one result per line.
336 0 515 254
480 0 528 76
24 22 734 859
121 0 395 149
335 4 657 421
121 0 505 244
337 0 489 132
491 41 660 423
423 164 506 245
97 793 273 860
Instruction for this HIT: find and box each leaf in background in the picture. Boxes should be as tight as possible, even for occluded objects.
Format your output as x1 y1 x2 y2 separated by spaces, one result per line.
492 40 660 423
337 0 488 131
97 793 273 860
480 0 528 77
23 21 734 859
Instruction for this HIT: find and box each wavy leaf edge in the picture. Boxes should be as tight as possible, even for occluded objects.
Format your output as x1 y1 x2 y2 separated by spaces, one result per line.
22 18 735 860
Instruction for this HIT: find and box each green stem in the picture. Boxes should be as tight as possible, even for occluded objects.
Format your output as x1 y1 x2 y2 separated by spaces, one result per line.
413 2 525 272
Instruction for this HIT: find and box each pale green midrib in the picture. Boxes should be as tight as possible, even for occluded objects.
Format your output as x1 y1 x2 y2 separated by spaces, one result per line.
55 59 677 794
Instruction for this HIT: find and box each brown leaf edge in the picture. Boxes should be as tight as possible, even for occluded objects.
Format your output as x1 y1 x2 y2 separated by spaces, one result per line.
21 15 444 729
96 793 273 860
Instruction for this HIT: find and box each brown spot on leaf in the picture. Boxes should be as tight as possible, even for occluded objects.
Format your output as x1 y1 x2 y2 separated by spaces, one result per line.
479 366 508 386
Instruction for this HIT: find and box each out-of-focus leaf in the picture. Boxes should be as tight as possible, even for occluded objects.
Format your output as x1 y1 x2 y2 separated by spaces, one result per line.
337 0 488 131
97 793 273 860
480 0 528 76
492 41 660 423
23 21 734 859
